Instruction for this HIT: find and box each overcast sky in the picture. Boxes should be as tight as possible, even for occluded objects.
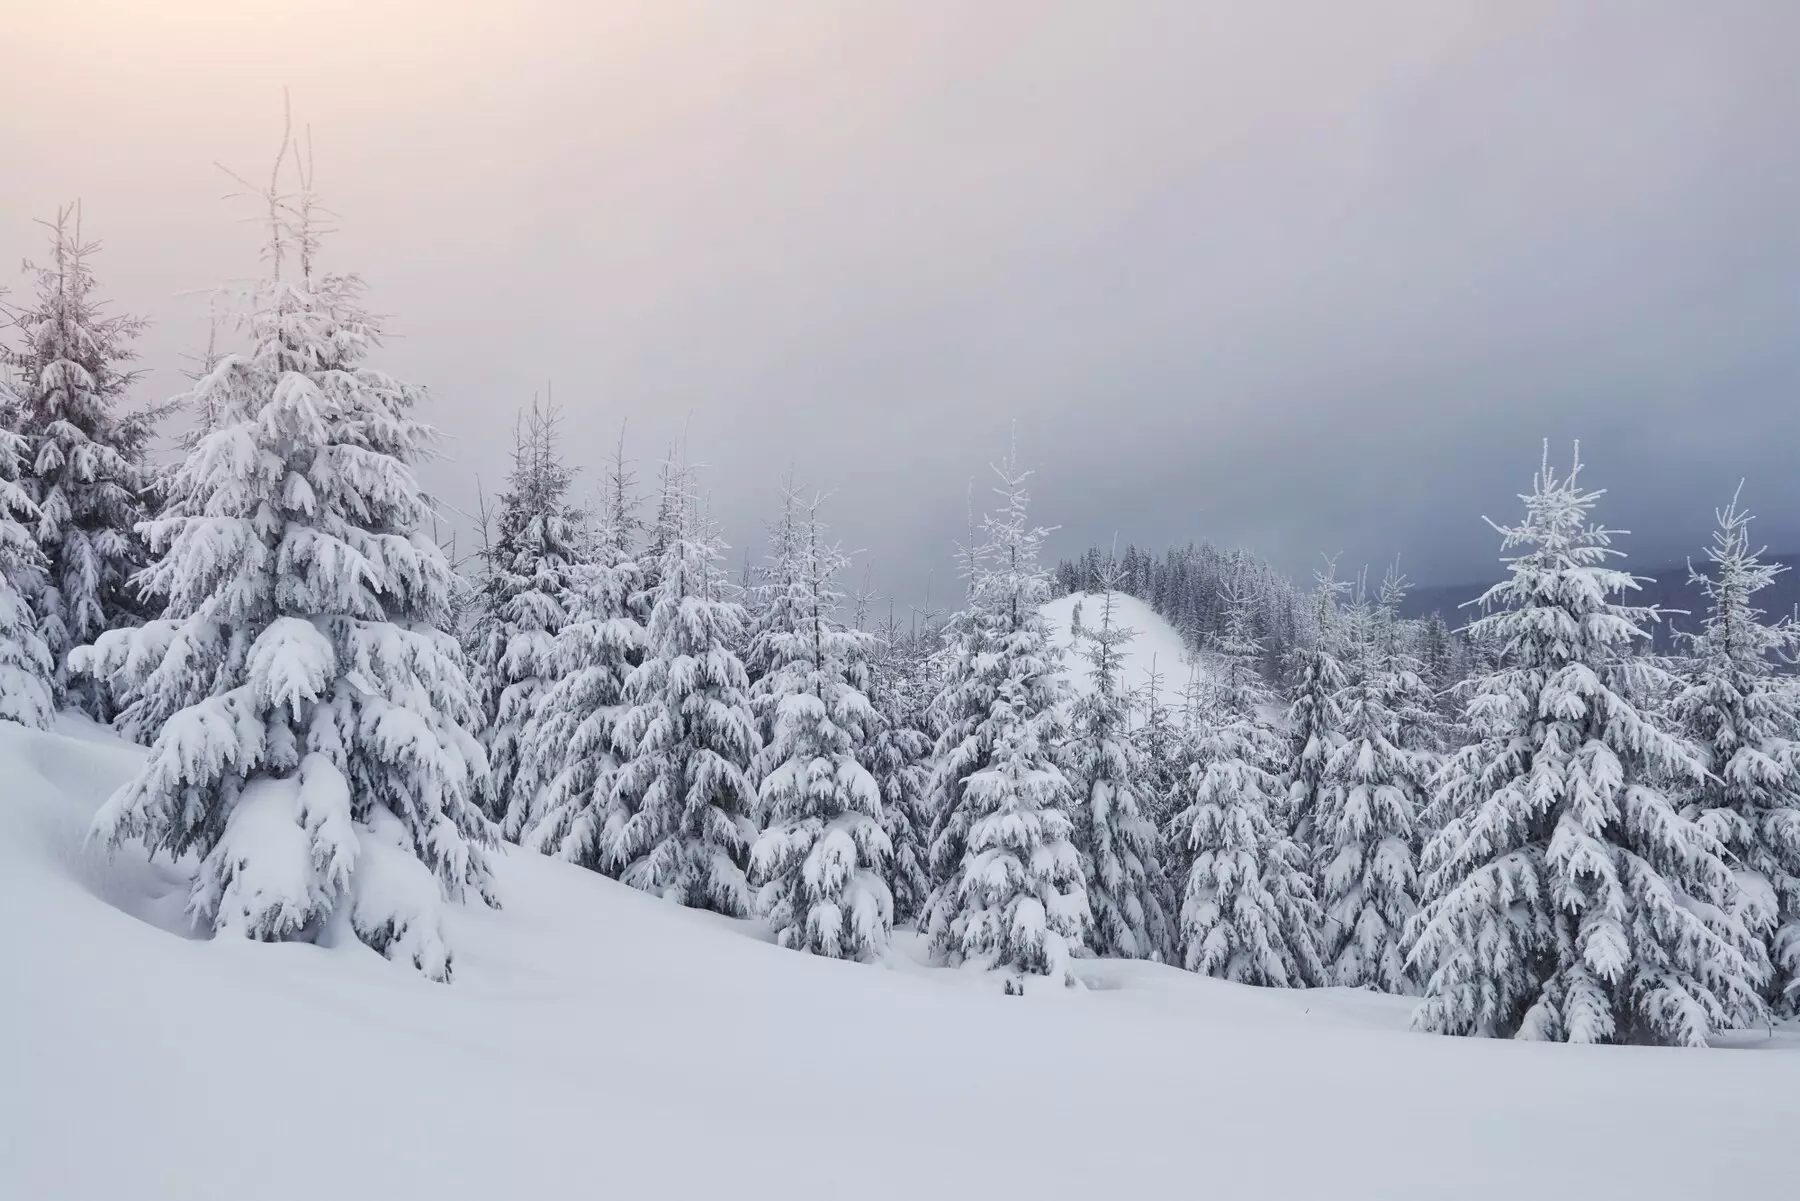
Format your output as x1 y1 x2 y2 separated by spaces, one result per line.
7 1 1799 601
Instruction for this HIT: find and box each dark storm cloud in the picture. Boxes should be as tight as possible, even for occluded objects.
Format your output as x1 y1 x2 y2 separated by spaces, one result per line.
6 1 1799 601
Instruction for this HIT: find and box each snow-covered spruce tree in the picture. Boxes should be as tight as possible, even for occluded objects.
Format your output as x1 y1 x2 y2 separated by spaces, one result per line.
78 139 495 981
605 460 760 914
636 450 685 602
0 417 55 729
472 398 585 827
898 564 948 764
1131 653 1182 836
922 449 1090 991
1159 661 1213 896
1063 559 1171 961
1668 487 1800 1008
443 535 486 651
1417 609 1460 717
743 476 807 777
921 486 993 888
1171 577 1326 987
3 207 159 717
749 498 892 958
869 600 934 926
1410 445 1766 1045
1374 566 1447 759
1282 558 1351 845
508 432 646 857
1312 563 1430 993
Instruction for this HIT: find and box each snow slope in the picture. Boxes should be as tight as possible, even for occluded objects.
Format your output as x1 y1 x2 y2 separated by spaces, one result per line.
3 717 1798 1201
1043 590 1193 714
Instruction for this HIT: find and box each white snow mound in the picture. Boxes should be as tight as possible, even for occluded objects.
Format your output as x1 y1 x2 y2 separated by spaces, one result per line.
1043 589 1194 713
1 717 1796 1201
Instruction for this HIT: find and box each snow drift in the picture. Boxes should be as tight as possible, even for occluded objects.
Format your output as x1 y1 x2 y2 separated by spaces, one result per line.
3 716 1798 1201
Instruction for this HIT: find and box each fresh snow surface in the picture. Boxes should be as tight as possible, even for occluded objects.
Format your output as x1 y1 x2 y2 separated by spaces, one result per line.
1043 590 1193 714
3 717 1798 1201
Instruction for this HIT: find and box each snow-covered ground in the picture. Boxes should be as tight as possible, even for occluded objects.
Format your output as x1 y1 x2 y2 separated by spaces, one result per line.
4 714 1798 1201
1044 589 1194 713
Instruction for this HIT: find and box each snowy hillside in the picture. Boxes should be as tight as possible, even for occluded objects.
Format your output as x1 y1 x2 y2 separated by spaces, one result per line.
4 718 1798 1201
1043 590 1193 714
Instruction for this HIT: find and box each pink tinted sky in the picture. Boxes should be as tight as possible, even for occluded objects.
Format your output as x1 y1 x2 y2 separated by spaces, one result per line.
6 1 1799 592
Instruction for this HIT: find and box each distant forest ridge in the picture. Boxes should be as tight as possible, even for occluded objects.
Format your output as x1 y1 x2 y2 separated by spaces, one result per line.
1400 554 1800 645
1051 541 1800 662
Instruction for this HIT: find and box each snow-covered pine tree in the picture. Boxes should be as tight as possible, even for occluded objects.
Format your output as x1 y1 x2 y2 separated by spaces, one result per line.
907 569 947 675
898 569 948 753
1282 558 1351 845
605 458 761 914
3 206 159 718
1171 576 1326 987
1410 445 1767 1045
869 599 934 926
77 131 495 981
1668 486 1800 1008
1417 609 1459 716
637 448 684 599
508 430 646 857
922 448 1090 991
472 397 585 826
442 530 486 653
749 496 892 958
921 483 993 890
1063 557 1171 961
1374 566 1446 759
1131 653 1182 836
0 415 55 729
744 475 807 781
1312 563 1429 993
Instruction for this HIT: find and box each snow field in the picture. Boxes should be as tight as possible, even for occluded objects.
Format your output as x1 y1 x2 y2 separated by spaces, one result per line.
4 713 1799 1200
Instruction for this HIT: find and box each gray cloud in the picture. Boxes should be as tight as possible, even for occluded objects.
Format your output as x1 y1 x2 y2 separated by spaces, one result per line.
7 1 1798 601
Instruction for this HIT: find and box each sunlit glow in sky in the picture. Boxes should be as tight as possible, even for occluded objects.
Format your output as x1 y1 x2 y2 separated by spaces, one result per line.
8 2 1800 595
